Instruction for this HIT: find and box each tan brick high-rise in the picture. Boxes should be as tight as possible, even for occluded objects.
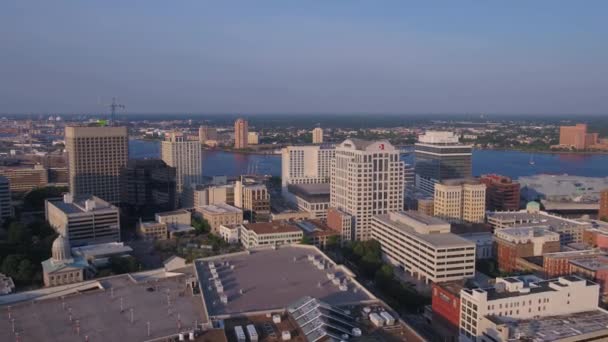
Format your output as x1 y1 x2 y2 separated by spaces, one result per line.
234 118 248 149
600 189 608 221
65 126 128 204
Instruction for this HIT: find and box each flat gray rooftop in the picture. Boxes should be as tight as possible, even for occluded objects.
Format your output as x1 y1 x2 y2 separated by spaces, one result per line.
374 214 474 248
196 246 373 317
0 272 206 342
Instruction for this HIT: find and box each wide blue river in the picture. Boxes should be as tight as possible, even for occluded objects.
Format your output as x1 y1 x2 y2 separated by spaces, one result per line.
129 140 608 179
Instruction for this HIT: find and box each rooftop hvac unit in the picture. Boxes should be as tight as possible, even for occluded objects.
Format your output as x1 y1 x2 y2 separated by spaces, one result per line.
341 333 349 340
179 333 185 341
234 326 246 342
281 330 291 341
307 255 314 261
317 263 325 270
216 285 224 293
380 311 395 325
363 307 371 314
327 273 335 280
332 278 341 285
230 265 235 270
246 324 258 342
220 294 228 304
351 328 362 336
189 332 195 340
339 284 348 291
272 314 282 323
239 289 244 295
369 313 385 327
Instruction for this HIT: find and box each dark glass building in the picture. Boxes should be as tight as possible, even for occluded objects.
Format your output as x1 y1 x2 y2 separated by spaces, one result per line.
414 132 472 195
121 159 177 219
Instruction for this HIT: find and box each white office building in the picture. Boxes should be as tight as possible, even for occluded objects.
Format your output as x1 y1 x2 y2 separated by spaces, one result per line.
161 131 202 194
281 145 335 198
459 275 601 342
331 139 405 241
371 211 475 283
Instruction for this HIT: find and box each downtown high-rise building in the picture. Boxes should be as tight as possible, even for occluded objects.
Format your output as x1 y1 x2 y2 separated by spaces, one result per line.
281 145 335 196
234 118 249 149
312 127 323 144
330 139 405 241
65 125 128 204
161 131 202 194
433 179 486 223
414 131 472 195
198 125 218 143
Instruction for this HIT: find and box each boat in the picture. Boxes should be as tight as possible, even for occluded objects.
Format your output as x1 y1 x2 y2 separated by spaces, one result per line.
529 154 535 165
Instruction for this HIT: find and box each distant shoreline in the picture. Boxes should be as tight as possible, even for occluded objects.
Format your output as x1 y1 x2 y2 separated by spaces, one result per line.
476 147 608 155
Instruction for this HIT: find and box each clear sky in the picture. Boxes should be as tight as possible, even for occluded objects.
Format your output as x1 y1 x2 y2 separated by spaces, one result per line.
1 1 607 115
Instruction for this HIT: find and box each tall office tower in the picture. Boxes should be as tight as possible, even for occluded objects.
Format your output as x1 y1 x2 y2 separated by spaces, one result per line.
161 131 202 195
312 127 324 144
247 132 259 145
0 176 12 223
121 159 177 218
434 179 486 223
480 174 520 211
559 123 599 149
600 189 608 221
198 125 218 143
414 131 472 195
65 126 128 204
330 139 405 241
281 145 335 197
234 118 249 149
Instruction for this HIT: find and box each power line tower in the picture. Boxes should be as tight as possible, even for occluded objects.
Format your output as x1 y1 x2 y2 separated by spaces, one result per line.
106 97 125 126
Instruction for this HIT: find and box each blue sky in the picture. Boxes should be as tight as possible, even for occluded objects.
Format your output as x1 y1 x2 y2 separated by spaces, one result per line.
1 1 607 114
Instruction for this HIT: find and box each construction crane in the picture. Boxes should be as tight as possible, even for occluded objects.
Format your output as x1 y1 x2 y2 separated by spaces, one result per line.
106 97 125 126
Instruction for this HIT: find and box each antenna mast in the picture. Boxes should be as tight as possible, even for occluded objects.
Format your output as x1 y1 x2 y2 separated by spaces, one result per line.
107 97 125 126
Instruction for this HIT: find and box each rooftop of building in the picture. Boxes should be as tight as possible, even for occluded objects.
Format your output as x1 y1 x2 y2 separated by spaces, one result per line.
48 194 117 215
488 310 608 342
374 212 475 248
295 220 340 238
198 203 242 214
438 178 483 186
156 209 190 217
71 242 133 259
569 255 608 271
495 226 561 240
287 183 330 197
194 245 375 317
242 221 302 235
0 268 205 342
519 174 608 202
480 174 516 184
462 275 594 301
487 210 590 230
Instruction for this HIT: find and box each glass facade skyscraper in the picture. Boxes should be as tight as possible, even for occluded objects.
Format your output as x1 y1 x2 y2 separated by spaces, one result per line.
414 131 472 195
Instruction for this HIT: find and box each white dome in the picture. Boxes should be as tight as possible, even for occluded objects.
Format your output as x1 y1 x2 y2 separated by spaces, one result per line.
52 235 71 262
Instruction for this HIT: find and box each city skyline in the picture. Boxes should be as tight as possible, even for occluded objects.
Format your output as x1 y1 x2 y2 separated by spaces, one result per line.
1 1 607 114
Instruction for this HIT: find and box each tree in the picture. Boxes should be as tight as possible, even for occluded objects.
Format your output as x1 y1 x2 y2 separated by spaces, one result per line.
22 186 68 212
325 235 339 250
109 256 140 274
300 235 312 245
1 254 26 279
16 259 35 283
8 222 31 245
192 217 211 235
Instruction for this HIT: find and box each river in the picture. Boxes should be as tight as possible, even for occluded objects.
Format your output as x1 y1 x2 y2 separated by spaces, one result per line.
129 140 608 179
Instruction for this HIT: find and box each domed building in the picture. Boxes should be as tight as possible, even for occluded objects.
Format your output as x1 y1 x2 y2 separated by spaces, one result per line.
42 234 88 287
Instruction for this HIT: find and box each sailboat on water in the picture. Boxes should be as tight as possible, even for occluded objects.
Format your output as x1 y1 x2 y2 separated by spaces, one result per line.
529 154 535 166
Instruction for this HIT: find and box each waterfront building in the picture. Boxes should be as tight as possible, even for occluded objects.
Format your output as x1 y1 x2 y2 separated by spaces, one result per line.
182 184 235 209
559 123 599 149
600 188 608 221
234 118 248 149
65 125 128 204
198 125 218 144
196 203 243 234
281 145 335 198
287 183 330 219
494 226 560 272
331 139 405 241
414 131 472 195
371 211 476 283
120 159 177 218
480 174 520 211
0 164 48 194
459 275 602 342
416 198 434 216
312 127 323 144
160 131 202 194
0 176 11 223
433 179 486 223
45 194 120 246
247 132 259 145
